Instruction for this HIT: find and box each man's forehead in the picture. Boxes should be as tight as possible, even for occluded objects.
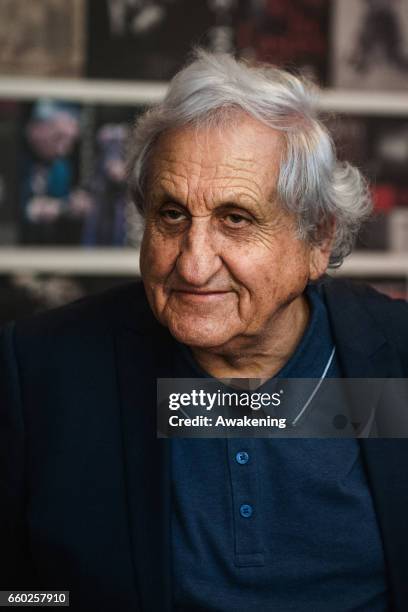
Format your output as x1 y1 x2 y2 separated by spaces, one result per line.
149 117 283 183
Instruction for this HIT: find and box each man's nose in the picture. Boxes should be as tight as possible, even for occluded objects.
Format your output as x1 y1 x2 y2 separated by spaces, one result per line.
175 217 222 286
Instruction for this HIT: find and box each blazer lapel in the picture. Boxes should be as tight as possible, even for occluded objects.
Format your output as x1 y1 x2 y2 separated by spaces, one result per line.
113 289 174 612
321 277 401 378
359 439 408 611
322 278 408 610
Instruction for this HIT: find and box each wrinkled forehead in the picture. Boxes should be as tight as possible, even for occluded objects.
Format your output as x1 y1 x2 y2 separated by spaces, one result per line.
145 114 284 203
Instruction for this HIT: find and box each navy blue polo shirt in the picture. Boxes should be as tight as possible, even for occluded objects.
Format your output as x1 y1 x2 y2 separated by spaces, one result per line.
171 284 388 611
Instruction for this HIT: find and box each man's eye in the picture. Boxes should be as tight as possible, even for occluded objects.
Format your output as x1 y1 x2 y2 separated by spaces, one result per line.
224 213 250 227
159 208 186 223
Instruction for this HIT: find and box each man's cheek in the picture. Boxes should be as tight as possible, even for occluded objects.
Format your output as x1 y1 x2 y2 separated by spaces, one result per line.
141 235 173 275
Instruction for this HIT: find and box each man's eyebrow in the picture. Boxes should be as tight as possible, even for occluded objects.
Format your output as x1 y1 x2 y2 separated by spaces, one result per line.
148 186 185 208
149 183 277 216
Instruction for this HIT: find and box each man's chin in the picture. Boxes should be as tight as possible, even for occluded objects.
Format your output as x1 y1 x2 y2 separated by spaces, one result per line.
166 318 234 350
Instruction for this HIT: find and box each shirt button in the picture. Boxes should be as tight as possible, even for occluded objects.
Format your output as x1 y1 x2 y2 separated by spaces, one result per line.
235 451 249 465
240 504 253 518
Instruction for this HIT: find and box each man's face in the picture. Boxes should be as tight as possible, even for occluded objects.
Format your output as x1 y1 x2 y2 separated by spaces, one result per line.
140 113 329 350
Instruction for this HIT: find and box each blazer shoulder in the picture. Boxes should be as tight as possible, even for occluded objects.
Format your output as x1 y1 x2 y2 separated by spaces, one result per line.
12 280 149 337
322 276 408 349
7 280 158 367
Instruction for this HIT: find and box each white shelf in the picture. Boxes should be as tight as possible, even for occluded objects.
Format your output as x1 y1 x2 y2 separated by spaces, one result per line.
317 89 408 116
1 248 408 278
0 77 408 115
0 247 140 276
0 76 167 105
331 253 408 277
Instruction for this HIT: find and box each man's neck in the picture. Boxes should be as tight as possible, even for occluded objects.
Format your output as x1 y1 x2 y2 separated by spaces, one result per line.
190 294 310 382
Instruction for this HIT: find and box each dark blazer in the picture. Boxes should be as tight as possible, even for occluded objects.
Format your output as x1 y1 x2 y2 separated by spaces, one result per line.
1 277 408 612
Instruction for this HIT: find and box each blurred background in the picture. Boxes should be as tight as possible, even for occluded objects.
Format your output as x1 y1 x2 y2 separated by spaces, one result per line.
0 0 408 325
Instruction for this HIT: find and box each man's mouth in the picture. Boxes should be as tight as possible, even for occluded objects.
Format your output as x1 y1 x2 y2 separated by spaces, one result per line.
172 289 231 303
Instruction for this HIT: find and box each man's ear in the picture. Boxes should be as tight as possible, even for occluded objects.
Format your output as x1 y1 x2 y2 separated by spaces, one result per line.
308 220 335 281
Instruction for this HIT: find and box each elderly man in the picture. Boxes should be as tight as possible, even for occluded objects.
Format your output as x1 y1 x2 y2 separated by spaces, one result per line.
1 51 408 612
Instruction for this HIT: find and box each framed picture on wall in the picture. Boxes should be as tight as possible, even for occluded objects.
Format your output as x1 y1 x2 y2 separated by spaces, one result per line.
0 0 85 77
332 0 408 90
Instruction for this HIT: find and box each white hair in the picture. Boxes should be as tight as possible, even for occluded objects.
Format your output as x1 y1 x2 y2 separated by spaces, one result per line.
127 49 372 267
